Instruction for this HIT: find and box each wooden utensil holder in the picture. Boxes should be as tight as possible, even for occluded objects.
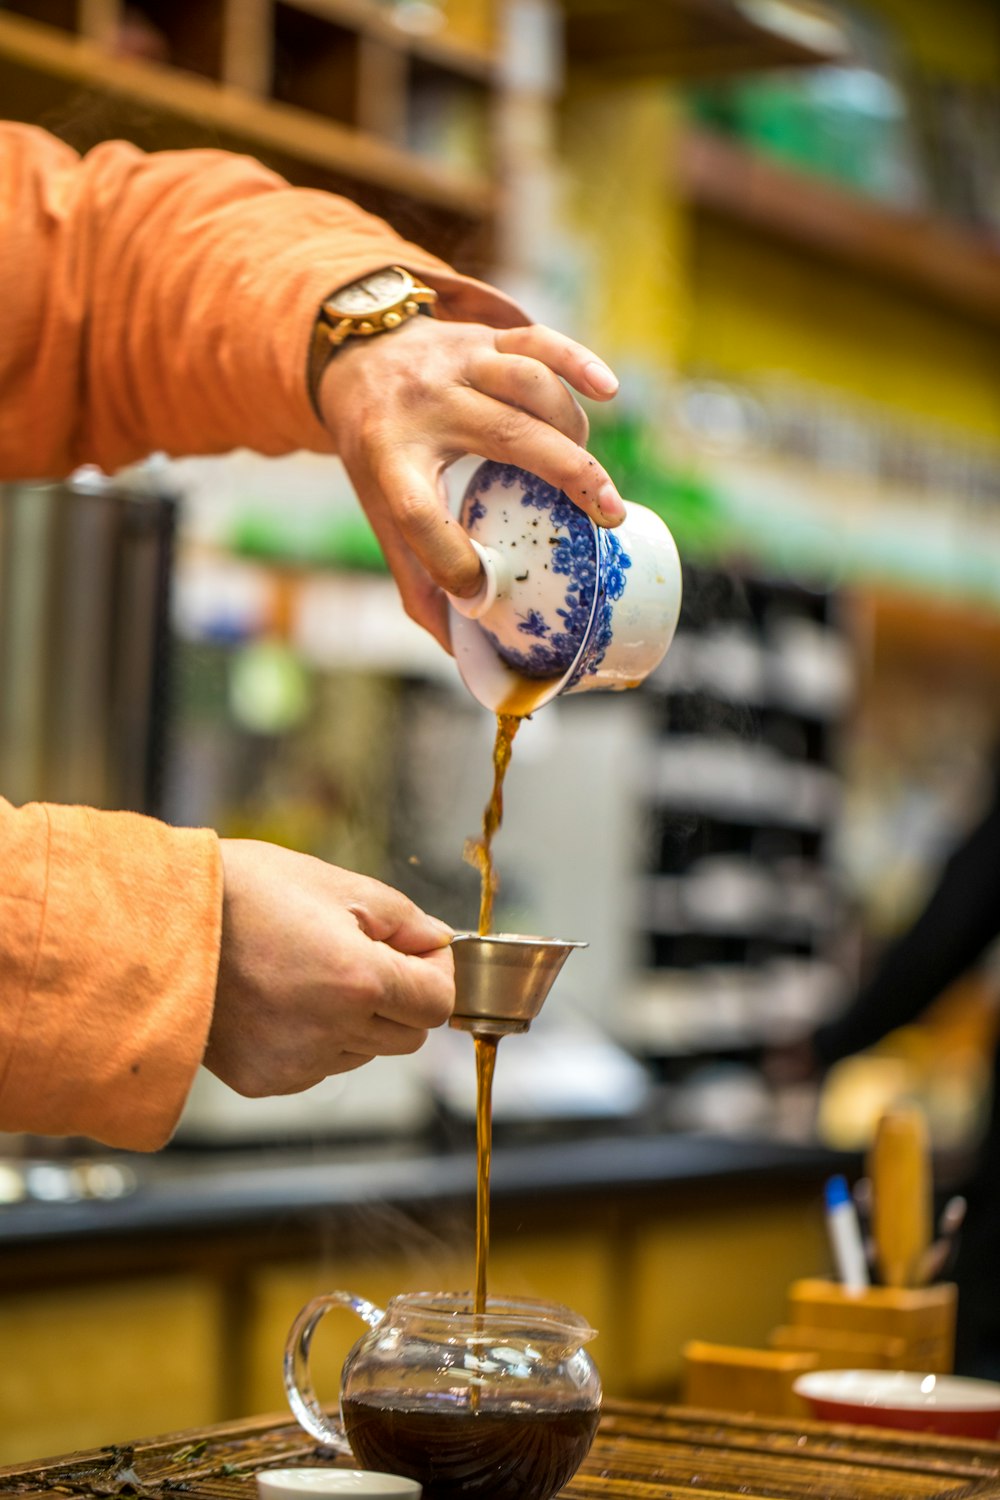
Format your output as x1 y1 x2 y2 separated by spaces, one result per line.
682 1341 818 1418
782 1278 956 1374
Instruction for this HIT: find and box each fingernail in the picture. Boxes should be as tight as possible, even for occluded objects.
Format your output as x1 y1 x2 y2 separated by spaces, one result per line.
584 360 619 397
430 917 454 941
596 482 626 522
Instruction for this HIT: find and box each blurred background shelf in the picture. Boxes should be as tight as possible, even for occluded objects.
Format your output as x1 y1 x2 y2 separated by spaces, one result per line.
625 565 851 1096
649 621 854 721
649 738 839 828
272 0 497 80
641 869 838 941
861 586 1000 670
0 2 495 254
677 124 1000 327
563 0 849 79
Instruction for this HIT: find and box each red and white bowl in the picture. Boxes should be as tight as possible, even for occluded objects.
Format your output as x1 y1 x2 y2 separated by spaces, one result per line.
794 1369 1000 1440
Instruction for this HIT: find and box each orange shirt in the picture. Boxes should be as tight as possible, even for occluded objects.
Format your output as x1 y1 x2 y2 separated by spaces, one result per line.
0 123 521 1149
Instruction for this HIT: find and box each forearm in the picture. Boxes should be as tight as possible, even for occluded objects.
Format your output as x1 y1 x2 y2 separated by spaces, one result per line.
0 123 522 479
0 797 223 1149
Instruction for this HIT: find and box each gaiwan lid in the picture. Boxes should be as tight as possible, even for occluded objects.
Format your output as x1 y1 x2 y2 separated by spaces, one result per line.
447 461 682 715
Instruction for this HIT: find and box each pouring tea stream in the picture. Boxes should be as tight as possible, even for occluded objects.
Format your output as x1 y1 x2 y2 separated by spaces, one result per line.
447 461 682 1317
283 462 679 1483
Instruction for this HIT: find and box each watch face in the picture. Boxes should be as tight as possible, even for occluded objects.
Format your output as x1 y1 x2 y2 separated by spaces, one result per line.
331 268 409 315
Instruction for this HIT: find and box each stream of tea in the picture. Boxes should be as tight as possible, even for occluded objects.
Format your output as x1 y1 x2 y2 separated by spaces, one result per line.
464 713 522 937
463 711 522 1316
472 1033 498 1316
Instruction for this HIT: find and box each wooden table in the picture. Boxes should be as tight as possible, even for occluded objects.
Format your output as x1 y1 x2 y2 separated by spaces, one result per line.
3 1399 1000 1500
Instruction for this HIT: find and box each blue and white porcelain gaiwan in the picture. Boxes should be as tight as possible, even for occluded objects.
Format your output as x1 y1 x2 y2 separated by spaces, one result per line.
447 460 683 713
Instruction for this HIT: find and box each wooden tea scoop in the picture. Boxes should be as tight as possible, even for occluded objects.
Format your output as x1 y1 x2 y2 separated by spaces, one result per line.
867 1104 932 1288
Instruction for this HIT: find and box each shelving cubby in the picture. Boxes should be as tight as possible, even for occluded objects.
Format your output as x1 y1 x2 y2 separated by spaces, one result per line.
0 0 499 266
624 564 854 1086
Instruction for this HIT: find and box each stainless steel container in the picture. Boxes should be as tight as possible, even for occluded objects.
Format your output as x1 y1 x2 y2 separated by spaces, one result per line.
0 473 175 814
450 932 588 1036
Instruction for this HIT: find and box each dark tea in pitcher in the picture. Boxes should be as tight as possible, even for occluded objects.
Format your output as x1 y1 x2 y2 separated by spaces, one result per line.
342 1392 600 1500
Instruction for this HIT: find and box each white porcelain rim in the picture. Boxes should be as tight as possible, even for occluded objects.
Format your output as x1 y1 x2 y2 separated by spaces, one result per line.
256 1470 422 1499
793 1369 1000 1411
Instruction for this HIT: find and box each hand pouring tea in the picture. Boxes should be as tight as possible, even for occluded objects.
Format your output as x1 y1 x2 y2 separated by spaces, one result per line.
283 1292 602 1500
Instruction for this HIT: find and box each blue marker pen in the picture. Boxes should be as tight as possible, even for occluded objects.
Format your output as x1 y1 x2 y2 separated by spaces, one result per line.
825 1174 870 1293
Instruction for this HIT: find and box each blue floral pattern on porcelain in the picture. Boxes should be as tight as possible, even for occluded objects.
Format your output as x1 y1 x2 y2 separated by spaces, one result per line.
567 526 631 687
459 460 631 680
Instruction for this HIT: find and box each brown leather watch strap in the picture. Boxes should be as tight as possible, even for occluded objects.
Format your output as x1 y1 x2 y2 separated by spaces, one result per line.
307 316 343 415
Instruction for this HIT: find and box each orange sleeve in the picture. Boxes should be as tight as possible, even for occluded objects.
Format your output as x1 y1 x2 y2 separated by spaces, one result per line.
0 797 223 1150
0 125 525 1148
0 121 525 480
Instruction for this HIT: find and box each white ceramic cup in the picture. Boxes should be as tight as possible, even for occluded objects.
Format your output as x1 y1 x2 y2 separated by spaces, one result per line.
447 461 682 714
257 1471 422 1500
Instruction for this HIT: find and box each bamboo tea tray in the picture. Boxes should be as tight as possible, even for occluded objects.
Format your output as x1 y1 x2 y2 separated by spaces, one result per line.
3 1398 1000 1500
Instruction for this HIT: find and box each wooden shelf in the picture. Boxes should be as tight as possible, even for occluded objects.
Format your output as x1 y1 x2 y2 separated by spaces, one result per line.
278 0 496 84
564 0 848 79
677 126 1000 329
0 9 494 221
856 585 1000 680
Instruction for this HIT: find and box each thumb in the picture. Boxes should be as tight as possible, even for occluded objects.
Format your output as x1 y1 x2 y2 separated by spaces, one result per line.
376 452 482 599
351 464 453 649
347 876 454 956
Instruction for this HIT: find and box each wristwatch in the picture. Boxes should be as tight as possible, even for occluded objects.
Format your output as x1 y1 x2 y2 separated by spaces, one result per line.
307 266 438 408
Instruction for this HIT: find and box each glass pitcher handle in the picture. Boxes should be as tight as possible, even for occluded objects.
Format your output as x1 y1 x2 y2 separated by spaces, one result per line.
283 1290 385 1450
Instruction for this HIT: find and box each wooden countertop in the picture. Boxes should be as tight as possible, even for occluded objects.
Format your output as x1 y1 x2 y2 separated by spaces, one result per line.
3 1399 1000 1499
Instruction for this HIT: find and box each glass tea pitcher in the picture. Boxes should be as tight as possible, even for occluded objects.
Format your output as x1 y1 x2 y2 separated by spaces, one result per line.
284 1291 602 1500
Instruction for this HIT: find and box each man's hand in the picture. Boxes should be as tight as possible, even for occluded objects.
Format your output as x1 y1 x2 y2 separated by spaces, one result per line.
205 840 455 1097
318 318 623 648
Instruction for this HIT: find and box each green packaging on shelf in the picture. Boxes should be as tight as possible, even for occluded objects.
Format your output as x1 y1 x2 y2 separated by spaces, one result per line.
587 411 731 557
229 510 388 573
687 67 924 210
